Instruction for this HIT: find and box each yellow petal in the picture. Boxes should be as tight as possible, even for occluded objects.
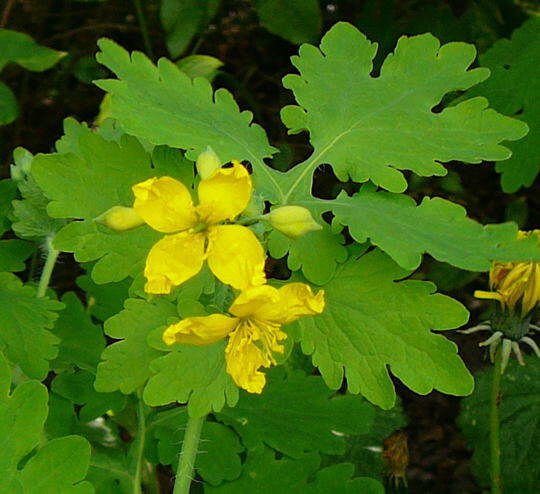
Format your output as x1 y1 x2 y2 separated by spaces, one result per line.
197 161 252 224
229 285 280 318
133 176 198 233
225 323 269 393
206 224 266 290
144 232 205 294
163 314 239 346
258 283 325 324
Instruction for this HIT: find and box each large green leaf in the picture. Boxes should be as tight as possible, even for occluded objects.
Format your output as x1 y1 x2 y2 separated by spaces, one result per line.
0 240 34 272
0 352 93 492
331 186 540 271
281 22 527 199
0 273 63 379
216 368 374 458
458 356 540 493
463 17 540 192
254 0 322 44
292 249 472 409
94 39 281 201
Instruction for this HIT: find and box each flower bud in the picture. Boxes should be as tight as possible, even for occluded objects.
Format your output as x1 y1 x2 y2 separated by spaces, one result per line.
96 206 145 232
268 206 322 239
196 146 221 179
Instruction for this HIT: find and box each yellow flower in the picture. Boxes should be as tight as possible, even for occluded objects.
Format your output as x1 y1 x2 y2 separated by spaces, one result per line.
132 161 266 294
475 230 540 315
163 283 325 393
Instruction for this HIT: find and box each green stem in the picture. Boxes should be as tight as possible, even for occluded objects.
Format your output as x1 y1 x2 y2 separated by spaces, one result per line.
133 0 154 60
235 214 267 226
36 236 59 298
173 414 206 494
490 347 503 494
133 390 147 494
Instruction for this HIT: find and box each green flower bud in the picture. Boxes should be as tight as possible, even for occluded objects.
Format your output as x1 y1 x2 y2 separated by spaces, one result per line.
196 146 221 179
268 206 322 239
96 206 145 232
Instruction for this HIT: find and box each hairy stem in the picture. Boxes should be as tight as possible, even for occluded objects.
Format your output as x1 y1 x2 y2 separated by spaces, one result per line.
37 236 59 298
133 0 154 60
490 348 503 494
173 414 206 494
133 390 147 494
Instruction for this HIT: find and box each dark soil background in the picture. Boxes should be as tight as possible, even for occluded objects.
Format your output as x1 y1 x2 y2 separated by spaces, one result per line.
1 1 538 493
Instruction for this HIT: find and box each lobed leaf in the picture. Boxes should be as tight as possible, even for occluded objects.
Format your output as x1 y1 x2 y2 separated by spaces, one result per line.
292 249 472 409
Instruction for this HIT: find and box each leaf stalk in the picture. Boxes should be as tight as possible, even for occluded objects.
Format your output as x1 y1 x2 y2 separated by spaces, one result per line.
173 414 206 494
36 236 59 298
490 348 503 494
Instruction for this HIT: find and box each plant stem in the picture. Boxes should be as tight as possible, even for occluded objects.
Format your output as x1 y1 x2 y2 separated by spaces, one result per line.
490 347 503 494
133 0 154 60
133 390 147 494
37 236 59 298
235 214 267 225
173 414 206 494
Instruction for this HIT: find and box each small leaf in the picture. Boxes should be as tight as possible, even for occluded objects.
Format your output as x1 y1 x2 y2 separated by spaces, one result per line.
95 298 177 394
0 273 63 379
176 54 224 81
254 0 322 44
0 80 17 125
0 240 34 272
268 226 347 284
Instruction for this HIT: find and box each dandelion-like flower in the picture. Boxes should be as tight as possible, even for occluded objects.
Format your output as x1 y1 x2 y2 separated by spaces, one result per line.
464 230 540 373
131 161 266 294
163 283 325 393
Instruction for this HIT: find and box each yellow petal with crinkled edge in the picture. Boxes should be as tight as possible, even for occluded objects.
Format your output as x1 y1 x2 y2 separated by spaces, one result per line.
144 232 205 294
206 224 266 290
197 161 252 224
163 314 239 346
225 323 269 393
229 285 280 318
133 176 198 233
271 283 325 324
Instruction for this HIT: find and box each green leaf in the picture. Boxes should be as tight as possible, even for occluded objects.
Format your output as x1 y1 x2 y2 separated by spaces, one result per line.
463 17 540 192
0 273 63 379
143 341 239 417
0 29 65 71
268 227 347 285
292 249 472 409
458 356 540 493
0 352 93 492
331 187 540 271
150 408 243 485
281 22 527 198
206 446 384 493
94 39 281 201
52 370 126 422
254 0 322 44
0 80 17 125
216 368 375 458
76 272 130 321
160 0 221 58
10 147 67 239
50 292 105 373
32 123 166 283
0 240 34 272
176 54 224 81
18 436 93 493
0 179 18 235
95 298 177 394
86 447 132 494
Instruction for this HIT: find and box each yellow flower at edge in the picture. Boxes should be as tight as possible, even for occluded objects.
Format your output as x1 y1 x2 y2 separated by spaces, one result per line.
475 229 540 316
163 283 325 393
132 161 266 294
